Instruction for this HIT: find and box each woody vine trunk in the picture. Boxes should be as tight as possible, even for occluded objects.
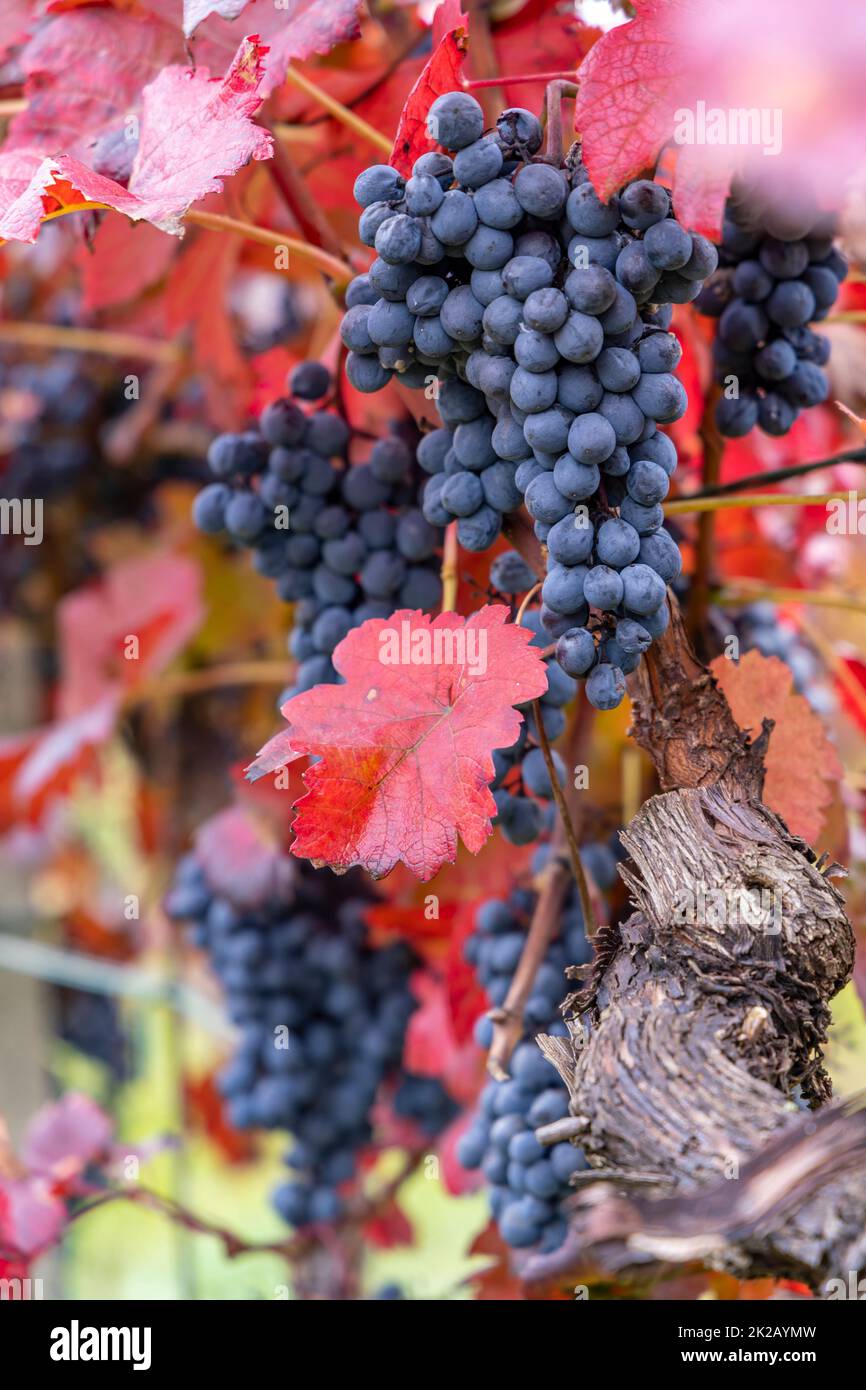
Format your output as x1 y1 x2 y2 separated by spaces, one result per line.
527 597 866 1291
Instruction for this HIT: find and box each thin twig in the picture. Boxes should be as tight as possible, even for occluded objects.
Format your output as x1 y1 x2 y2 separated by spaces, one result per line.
184 209 353 281
283 66 392 154
792 613 866 729
464 73 577 90
686 445 866 499
668 489 865 515
0 321 182 363
123 661 290 712
515 581 542 625
715 582 866 616
487 844 572 1080
464 0 504 123
440 521 459 611
531 697 596 936
535 1116 584 1146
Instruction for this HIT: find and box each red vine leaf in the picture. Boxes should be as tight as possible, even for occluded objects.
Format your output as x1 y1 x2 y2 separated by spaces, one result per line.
0 699 117 834
57 552 203 718
0 38 273 241
389 27 469 177
247 606 548 880
190 1 364 96
573 0 687 200
711 650 843 843
363 1197 413 1249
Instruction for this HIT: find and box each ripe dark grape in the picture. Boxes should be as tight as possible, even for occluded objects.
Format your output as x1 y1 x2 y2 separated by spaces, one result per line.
697 191 846 437
192 361 444 707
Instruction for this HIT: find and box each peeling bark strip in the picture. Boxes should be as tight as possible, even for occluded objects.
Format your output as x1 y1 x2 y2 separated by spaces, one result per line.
530 596 864 1289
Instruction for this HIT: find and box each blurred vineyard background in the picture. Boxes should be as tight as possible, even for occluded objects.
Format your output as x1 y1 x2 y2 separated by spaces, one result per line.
1 0 866 1301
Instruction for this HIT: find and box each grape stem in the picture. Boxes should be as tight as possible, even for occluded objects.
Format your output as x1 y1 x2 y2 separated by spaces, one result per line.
543 80 577 163
487 840 572 1080
515 581 542 624
184 209 354 282
531 695 597 938
440 521 460 611
463 73 577 90
282 66 393 155
668 489 866 515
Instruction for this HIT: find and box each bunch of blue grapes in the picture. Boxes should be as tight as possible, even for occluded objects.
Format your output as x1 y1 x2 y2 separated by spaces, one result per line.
696 192 847 437
341 91 715 708
192 361 443 700
166 851 454 1228
457 883 593 1253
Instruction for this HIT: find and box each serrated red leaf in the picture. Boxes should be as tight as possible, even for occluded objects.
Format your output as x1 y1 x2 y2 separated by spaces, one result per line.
190 0 364 96
247 606 548 880
711 650 843 843
389 28 468 178
574 0 687 201
194 805 297 910
7 6 179 161
0 37 273 242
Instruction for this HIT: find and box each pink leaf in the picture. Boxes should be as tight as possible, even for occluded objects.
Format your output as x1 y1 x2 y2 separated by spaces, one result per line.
0 37 273 241
23 1093 114 1183
573 0 687 203
194 806 297 910
246 607 549 881
0 1179 66 1258
190 1 364 97
57 552 202 719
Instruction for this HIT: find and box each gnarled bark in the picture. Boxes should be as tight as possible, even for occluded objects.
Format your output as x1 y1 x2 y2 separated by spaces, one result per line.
530 597 864 1291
